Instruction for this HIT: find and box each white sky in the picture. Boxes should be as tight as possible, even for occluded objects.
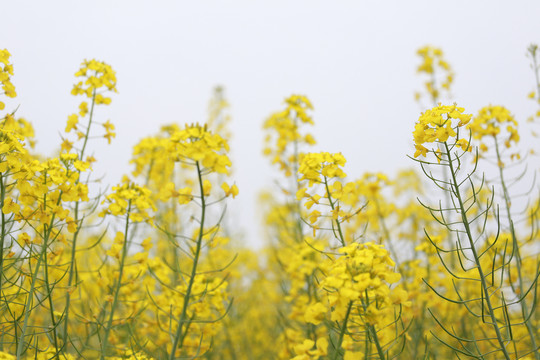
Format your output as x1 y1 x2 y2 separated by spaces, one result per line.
2 1 540 247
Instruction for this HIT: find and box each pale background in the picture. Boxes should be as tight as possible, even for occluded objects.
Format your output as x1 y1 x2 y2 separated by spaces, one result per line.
2 1 539 247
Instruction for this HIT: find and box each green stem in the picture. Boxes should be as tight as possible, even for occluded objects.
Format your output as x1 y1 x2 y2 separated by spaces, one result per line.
169 163 181 287
101 200 131 358
443 142 511 360
292 120 305 243
0 170 11 354
368 324 386 360
359 293 386 360
17 219 56 356
333 301 353 360
79 89 96 162
324 177 346 247
42 183 65 359
42 202 63 359
0 172 6 296
373 197 400 268
493 139 539 359
169 161 206 360
16 171 63 359
62 88 97 351
412 261 430 359
531 49 540 101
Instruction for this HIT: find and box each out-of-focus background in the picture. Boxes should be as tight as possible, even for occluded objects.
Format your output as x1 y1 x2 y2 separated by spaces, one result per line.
2 1 540 246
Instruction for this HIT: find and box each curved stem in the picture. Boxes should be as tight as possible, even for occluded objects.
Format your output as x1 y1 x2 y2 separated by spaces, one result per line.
324 177 346 247
17 173 63 358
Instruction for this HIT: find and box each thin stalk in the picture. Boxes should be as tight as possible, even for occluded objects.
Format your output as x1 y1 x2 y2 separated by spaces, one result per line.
0 173 7 295
292 119 305 243
324 177 346 247
169 161 206 360
531 49 540 100
169 164 181 287
412 259 431 359
62 88 97 349
43 249 60 359
42 222 61 359
16 172 63 358
101 200 131 358
17 217 56 357
444 141 511 360
368 324 386 360
333 301 353 360
429 67 456 261
359 294 386 360
493 139 539 359
79 88 97 161
41 184 67 359
373 196 400 268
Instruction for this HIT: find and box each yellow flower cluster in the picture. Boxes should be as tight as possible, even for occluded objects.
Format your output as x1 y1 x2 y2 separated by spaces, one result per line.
0 131 90 241
131 132 173 188
207 86 232 141
298 152 346 185
0 44 539 360
66 59 117 145
0 115 34 176
413 104 472 158
263 94 316 176
99 178 156 222
0 49 16 110
22 155 89 232
526 44 540 130
169 123 231 173
416 46 454 104
131 123 234 208
468 105 519 151
0 50 243 360
319 242 406 322
71 59 117 99
291 338 328 360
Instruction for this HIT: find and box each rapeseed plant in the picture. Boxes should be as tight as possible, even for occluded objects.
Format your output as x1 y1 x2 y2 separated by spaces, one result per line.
0 41 538 360
412 103 540 359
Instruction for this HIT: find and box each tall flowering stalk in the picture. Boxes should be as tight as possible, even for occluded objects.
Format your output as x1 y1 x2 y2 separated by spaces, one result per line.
0 51 43 356
60 59 117 355
98 180 155 357
296 152 409 360
0 50 94 358
469 105 540 359
526 44 540 134
261 95 322 359
129 124 235 359
412 104 540 358
415 46 454 107
2 40 540 360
